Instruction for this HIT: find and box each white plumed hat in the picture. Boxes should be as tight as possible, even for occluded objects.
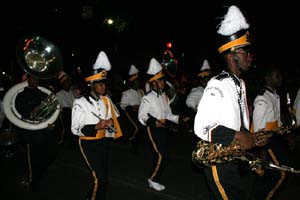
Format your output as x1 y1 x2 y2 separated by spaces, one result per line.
128 65 139 81
198 59 211 77
93 51 111 71
217 5 251 54
85 51 111 82
147 58 165 82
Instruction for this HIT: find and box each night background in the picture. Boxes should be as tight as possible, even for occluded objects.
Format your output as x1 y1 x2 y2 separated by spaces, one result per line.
1 0 300 88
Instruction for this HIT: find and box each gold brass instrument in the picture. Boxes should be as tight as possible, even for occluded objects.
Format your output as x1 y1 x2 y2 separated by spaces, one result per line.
192 125 300 174
16 36 63 79
28 93 59 123
3 36 62 130
192 140 300 174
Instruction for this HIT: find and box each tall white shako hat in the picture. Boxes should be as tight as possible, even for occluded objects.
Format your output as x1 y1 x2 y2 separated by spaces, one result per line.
217 5 251 54
197 59 211 77
84 51 111 82
128 65 139 81
147 58 165 82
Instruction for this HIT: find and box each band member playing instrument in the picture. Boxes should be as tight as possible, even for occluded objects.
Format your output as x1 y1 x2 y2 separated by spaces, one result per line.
194 5 256 200
120 64 144 154
15 73 58 191
71 51 122 200
252 65 290 200
138 57 190 191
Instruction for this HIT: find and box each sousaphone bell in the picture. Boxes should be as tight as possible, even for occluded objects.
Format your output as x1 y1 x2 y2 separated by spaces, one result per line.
3 36 62 130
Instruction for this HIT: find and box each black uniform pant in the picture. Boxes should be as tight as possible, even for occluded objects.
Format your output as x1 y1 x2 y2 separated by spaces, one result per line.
253 135 289 200
18 129 57 191
79 138 111 200
125 110 143 152
146 126 168 182
203 162 250 200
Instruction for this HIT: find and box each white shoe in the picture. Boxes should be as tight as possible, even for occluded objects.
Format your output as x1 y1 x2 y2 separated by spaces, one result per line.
148 179 166 191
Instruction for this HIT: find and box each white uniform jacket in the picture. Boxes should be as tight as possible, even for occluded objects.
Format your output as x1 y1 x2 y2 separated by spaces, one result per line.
56 89 76 110
186 86 204 111
293 87 300 125
138 90 179 126
194 71 250 145
71 95 119 137
120 88 144 111
252 87 281 132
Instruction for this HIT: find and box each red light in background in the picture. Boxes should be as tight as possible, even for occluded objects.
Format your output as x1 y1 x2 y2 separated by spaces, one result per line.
166 42 172 48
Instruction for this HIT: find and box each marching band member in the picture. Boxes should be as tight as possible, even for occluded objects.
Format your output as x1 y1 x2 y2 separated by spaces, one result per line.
120 64 144 154
56 71 78 147
71 51 122 200
15 73 58 191
186 59 211 113
194 5 256 199
252 65 289 200
138 57 189 191
186 59 212 147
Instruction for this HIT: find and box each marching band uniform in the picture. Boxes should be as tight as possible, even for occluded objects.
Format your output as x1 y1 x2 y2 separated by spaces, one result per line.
138 58 186 191
252 67 289 200
194 5 255 200
186 59 211 112
56 71 77 146
15 74 58 191
253 87 281 132
120 65 144 153
71 51 122 200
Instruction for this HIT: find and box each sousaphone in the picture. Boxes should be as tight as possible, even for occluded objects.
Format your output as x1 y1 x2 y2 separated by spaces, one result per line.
3 36 62 130
161 49 178 104
161 49 178 78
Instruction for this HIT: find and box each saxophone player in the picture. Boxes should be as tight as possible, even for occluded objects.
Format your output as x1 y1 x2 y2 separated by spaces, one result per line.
194 5 256 200
71 51 122 200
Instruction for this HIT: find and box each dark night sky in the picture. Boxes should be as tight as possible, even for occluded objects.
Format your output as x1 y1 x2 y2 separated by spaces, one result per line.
1 0 300 79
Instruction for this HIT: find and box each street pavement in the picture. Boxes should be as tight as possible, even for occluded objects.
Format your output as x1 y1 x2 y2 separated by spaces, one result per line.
1 128 300 200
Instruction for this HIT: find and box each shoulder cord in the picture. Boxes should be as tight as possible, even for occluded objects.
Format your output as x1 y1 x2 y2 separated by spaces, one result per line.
229 73 246 131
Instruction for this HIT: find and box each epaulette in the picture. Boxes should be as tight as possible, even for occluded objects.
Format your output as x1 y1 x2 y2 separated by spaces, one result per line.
145 90 151 95
215 71 230 81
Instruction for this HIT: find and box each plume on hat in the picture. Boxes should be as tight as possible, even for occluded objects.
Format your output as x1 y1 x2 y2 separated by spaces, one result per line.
217 5 251 54
84 51 111 82
200 59 210 71
147 58 165 82
217 5 249 36
147 58 162 75
197 59 211 77
93 51 111 71
129 65 139 75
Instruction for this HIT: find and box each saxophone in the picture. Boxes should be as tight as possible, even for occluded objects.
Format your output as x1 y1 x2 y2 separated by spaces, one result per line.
192 125 300 174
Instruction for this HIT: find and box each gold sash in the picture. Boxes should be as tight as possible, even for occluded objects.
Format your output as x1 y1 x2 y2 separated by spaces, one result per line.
80 96 122 140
